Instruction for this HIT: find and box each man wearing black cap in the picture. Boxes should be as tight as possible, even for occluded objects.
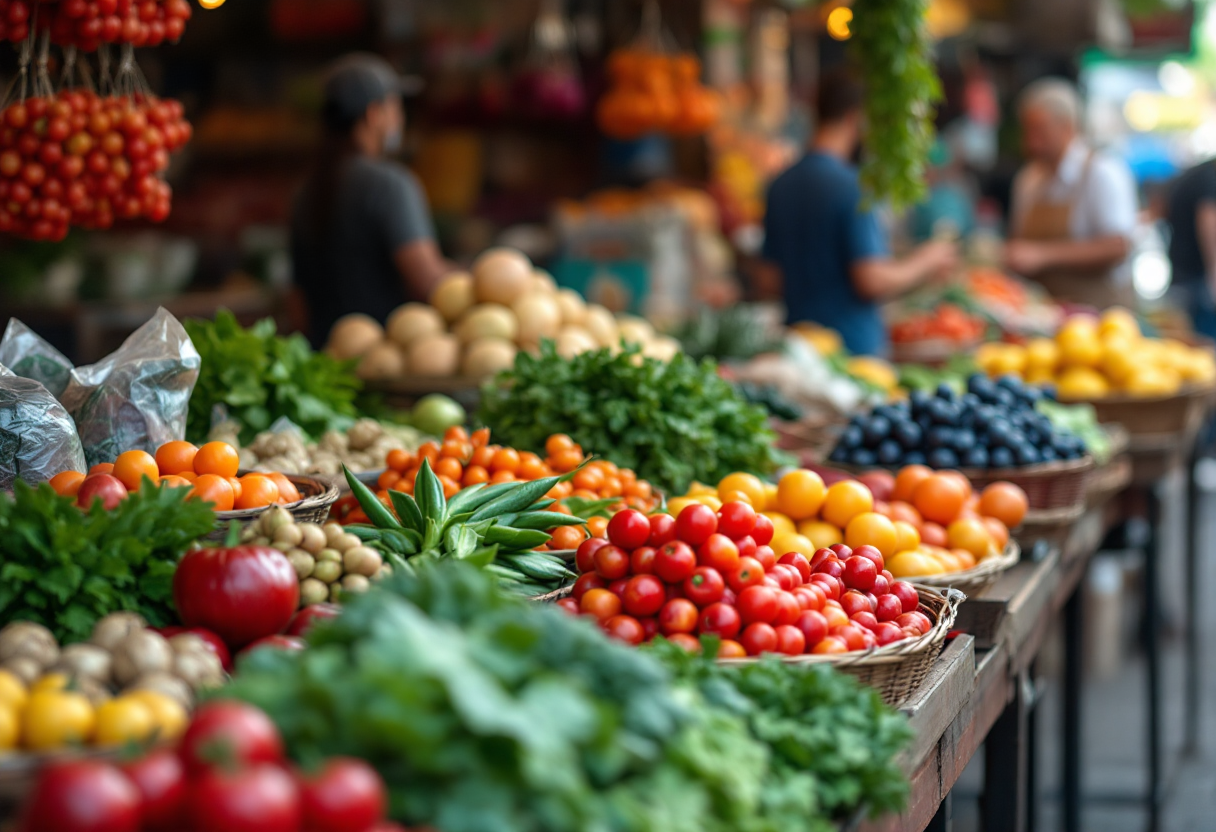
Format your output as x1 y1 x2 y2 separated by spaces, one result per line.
291 53 449 345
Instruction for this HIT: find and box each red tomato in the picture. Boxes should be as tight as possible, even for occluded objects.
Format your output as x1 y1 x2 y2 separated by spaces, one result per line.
684 566 726 606
698 534 739 574
173 545 299 650
630 546 657 575
607 578 629 597
809 574 841 602
842 556 878 591
874 622 906 646
608 509 651 549
580 588 622 621
666 633 702 652
727 557 766 593
754 545 776 572
20 761 141 832
770 564 800 592
795 610 828 649
241 635 306 658
575 538 609 573
557 598 580 615
153 626 232 672
875 594 904 622
572 572 606 601
179 701 284 776
897 611 933 635
593 545 631 580
871 574 891 597
717 638 747 658
890 581 920 614
721 587 737 607
851 611 879 632
648 513 677 546
76 472 127 510
284 604 341 638
735 535 757 560
773 591 801 627
774 624 806 655
675 503 717 545
716 501 757 538
852 544 885 572
810 548 834 570
298 757 386 832
813 556 844 580
736 586 778 625
658 598 699 634
836 624 867 651
861 629 879 650
813 635 849 654
829 543 853 559
622 574 666 617
751 513 775 546
698 602 742 639
778 552 812 583
640 617 659 641
740 622 778 656
882 569 895 584
121 751 185 832
185 763 300 832
603 615 646 645
654 541 696 583
840 590 874 618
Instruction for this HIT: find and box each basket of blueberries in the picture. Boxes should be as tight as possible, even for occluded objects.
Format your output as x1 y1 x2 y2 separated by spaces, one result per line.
827 374 1094 512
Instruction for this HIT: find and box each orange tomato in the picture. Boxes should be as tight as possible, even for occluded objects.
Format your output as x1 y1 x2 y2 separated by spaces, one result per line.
189 474 234 511
892 465 933 503
626 481 653 501
920 521 948 548
490 447 521 474
978 482 1029 529
470 445 496 469
822 604 849 630
114 450 160 491
89 463 115 475
888 500 922 527
953 549 978 570
235 475 279 510
549 525 587 550
518 454 549 480
844 512 897 558
490 470 517 484
820 480 874 529
549 448 584 474
912 473 968 525
983 517 1010 551
572 466 605 492
462 465 490 487
947 518 993 558
587 516 609 538
470 427 491 447
438 476 460 499
434 457 464 482
160 475 192 489
378 470 402 490
940 471 973 501
49 471 85 497
226 476 242 501
155 441 198 476
776 470 827 521
893 520 921 554
416 441 440 465
267 473 301 504
545 433 575 457
443 425 469 443
440 440 472 462
601 477 623 498
386 449 411 472
177 471 197 483
193 442 239 479
812 636 849 655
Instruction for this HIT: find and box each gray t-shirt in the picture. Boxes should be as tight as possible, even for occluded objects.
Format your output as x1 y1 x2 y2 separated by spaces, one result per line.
291 156 435 345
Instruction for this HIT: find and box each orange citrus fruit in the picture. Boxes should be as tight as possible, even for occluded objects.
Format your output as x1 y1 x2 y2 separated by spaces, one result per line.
844 512 897 558
113 450 160 491
155 441 198 476
820 480 874 529
193 441 240 479
189 474 235 511
235 475 279 510
776 470 827 521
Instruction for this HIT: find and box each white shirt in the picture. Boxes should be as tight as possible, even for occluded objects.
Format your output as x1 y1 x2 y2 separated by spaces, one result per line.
1010 139 1138 242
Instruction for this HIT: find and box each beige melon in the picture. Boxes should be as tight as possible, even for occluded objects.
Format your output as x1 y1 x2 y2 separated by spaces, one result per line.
386 303 445 349
455 304 519 344
429 272 475 323
583 304 619 349
555 288 586 326
512 292 562 344
407 333 461 377
472 248 533 306
462 338 518 378
327 314 383 360
357 342 408 380
556 326 598 360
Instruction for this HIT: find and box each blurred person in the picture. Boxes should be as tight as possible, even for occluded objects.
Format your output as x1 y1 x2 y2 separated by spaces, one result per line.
908 139 976 244
291 54 450 345
760 69 958 356
1166 158 1216 339
1004 78 1138 308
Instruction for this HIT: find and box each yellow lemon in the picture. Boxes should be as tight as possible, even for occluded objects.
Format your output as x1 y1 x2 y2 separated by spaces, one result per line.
886 550 947 578
770 532 815 557
975 342 1006 376
846 356 899 390
1025 338 1060 372
775 469 827 521
124 691 188 742
1125 367 1182 397
1056 367 1110 400
0 671 27 713
0 704 17 751
1101 338 1138 385
21 690 94 750
94 697 156 746
1099 307 1141 340
991 344 1027 377
1057 323 1102 368
763 511 797 538
717 472 767 508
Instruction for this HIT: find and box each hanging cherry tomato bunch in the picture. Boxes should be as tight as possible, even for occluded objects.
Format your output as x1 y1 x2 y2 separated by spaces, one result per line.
0 0 191 49
0 89 190 240
596 49 721 140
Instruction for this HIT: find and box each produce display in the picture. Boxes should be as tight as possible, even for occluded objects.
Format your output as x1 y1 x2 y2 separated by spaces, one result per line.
975 309 1216 398
225 560 910 832
327 246 681 382
889 303 986 347
596 49 721 139
184 310 361 445
672 304 784 363
671 467 1023 579
209 417 426 477
0 615 216 752
479 342 784 495
829 375 1088 470
0 0 192 48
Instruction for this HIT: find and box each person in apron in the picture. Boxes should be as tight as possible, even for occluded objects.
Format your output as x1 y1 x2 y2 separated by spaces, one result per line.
1004 78 1138 309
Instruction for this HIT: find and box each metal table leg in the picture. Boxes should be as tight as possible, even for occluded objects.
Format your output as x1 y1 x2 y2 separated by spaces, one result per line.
1144 484 1162 832
1062 584 1083 832
1185 451 1201 757
984 670 1029 832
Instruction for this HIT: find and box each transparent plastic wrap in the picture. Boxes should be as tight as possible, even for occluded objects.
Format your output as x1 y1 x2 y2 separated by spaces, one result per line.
61 308 201 467
0 318 73 398
0 364 87 491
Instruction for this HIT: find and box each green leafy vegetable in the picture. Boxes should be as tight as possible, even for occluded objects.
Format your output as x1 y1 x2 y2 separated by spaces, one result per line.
184 309 361 444
672 305 784 363
478 343 786 495
0 481 216 642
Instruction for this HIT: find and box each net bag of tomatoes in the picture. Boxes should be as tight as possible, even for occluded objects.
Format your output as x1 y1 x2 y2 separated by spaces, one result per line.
0 0 191 48
561 500 963 707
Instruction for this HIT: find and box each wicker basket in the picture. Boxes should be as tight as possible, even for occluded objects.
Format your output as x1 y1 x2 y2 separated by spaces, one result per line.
909 541 1021 598
718 586 965 707
1014 504 1085 551
1077 384 1214 438
207 474 340 540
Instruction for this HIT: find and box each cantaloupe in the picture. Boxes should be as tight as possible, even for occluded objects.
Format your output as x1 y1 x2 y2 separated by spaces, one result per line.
327 314 383 360
472 248 533 306
357 342 408 380
583 304 619 349
556 326 598 359
408 333 460 377
430 272 475 323
555 288 586 326
462 338 518 378
512 292 562 344
455 304 519 344
386 303 445 348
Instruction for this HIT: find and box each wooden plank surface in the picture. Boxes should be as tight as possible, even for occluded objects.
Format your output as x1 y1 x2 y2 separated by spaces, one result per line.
898 636 976 771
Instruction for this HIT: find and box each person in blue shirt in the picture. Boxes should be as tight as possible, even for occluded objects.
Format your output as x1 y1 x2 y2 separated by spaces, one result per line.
762 70 958 356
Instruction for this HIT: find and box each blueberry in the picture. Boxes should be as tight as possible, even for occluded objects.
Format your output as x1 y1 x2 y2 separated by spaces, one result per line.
953 428 977 453
1051 435 1073 456
877 439 903 465
931 399 959 425
988 419 1012 447
1021 386 1042 406
929 447 960 469
917 414 934 433
997 374 1023 392
936 383 956 402
841 425 864 449
894 420 923 450
910 389 932 413
967 374 995 398
972 406 993 431
960 392 982 411
904 451 927 466
1039 447 1059 462
851 448 878 467
927 425 955 449
849 412 867 428
829 446 850 463
963 446 990 469
1041 385 1058 401
1015 444 1041 465
994 389 1016 409
873 404 897 422
990 446 1015 468
863 415 892 445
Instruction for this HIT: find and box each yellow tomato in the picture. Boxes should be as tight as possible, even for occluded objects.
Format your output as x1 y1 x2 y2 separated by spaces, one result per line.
124 691 189 742
94 698 156 746
717 472 767 510
1057 318 1102 368
946 518 994 559
686 481 717 497
1025 337 1059 372
1099 307 1140 341
1056 367 1109 400
770 532 815 557
666 497 699 517
0 671 27 712
762 511 797 538
797 520 843 550
893 520 921 554
1101 338 1137 385
0 704 17 751
820 480 874 529
763 483 779 511
775 470 826 521
31 673 69 693
22 690 94 750
697 495 723 511
719 489 755 506
844 512 897 559
886 550 946 578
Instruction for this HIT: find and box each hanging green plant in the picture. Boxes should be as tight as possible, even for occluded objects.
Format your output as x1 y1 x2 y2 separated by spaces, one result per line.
850 0 942 208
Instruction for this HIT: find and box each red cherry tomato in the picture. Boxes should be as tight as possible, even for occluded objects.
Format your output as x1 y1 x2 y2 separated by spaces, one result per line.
658 598 699 635
795 610 828 649
873 621 906 646
840 590 874 618
575 537 609 573
890 581 920 614
871 574 891 597
654 541 696 584
297 757 386 832
571 572 606 601
809 574 841 602
648 513 677 546
675 503 717 545
810 548 835 570
836 624 868 652
284 604 341 639
875 594 904 622
602 614 646 645
608 509 651 549
557 598 580 615
622 574 666 617
607 578 629 597
593 544 631 581
843 556 878 591
639 617 659 641
20 761 141 832
829 543 853 559
735 534 757 560
852 544 885 572
179 701 284 776
754 545 776 572
751 513 775 546
727 556 766 593
184 763 300 832
697 534 739 574
851 610 879 632
778 552 812 583
772 591 801 627
683 566 726 607
666 633 702 652
896 611 933 635
736 585 778 625
697 602 742 639
716 501 757 538
630 546 657 575
813 556 844 580
774 624 806 655
121 750 185 832
740 622 778 656
771 564 801 591
580 588 622 621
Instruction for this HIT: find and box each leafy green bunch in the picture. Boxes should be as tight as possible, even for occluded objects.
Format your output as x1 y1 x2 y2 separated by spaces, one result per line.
184 309 361 444
0 481 216 642
478 343 785 496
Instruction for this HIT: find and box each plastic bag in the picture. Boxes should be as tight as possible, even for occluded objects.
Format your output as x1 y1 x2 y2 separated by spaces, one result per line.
0 363 87 491
60 308 201 468
0 318 74 398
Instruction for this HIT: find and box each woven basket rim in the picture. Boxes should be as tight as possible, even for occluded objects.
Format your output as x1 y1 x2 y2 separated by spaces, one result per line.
908 541 1020 590
831 454 1094 481
1063 381 1216 406
214 474 340 522
1020 504 1087 526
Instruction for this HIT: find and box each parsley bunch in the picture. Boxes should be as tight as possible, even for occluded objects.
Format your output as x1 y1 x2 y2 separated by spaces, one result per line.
477 343 785 495
0 482 216 642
